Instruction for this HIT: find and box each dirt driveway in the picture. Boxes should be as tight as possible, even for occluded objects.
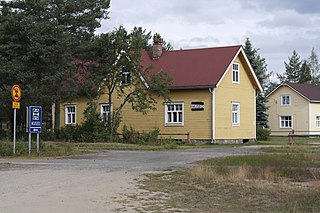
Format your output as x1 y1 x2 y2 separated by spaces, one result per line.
0 147 260 212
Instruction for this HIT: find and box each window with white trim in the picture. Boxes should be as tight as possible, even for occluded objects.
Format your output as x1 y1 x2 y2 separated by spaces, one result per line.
65 105 76 125
165 103 184 126
280 116 292 128
100 103 111 124
232 62 239 83
281 95 291 105
316 116 320 128
121 66 131 85
232 102 240 126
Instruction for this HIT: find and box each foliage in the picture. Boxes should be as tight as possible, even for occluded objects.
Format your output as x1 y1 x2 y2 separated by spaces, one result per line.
256 126 270 141
122 125 160 145
79 102 108 141
0 0 111 130
308 48 320 83
82 26 172 138
277 48 320 84
40 131 55 141
151 32 173 50
60 125 80 142
278 50 302 82
0 141 28 156
244 38 269 127
299 60 312 83
59 102 111 142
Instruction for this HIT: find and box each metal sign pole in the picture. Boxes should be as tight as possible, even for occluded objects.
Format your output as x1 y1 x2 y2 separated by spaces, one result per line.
36 133 40 153
28 132 31 156
13 108 16 155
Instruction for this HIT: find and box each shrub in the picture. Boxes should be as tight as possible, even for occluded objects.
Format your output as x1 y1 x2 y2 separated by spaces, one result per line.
40 131 55 141
256 126 270 141
60 125 79 142
122 125 160 145
0 141 28 156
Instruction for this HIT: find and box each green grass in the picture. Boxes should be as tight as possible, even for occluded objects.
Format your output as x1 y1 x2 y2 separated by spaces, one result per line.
257 136 320 145
0 140 85 158
261 145 320 154
201 154 320 168
138 141 320 212
2 135 318 157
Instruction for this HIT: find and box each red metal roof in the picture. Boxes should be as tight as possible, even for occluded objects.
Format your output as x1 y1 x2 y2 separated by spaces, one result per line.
285 82 320 102
141 45 242 89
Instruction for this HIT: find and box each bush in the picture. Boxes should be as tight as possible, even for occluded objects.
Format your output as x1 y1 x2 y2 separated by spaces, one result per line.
60 125 80 142
40 131 55 141
256 126 270 141
59 102 110 142
0 141 28 156
122 125 160 145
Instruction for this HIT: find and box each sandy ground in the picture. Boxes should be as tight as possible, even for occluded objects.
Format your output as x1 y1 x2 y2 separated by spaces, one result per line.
0 147 260 212
0 168 143 213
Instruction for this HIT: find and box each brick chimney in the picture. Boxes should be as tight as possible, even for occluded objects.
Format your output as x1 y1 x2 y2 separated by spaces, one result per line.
152 42 163 60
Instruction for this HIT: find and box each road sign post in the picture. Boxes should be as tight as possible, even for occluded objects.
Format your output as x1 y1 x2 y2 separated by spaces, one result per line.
28 106 42 155
11 85 22 156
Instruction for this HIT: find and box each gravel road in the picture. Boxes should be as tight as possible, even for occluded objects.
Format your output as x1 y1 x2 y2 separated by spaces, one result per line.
0 146 260 212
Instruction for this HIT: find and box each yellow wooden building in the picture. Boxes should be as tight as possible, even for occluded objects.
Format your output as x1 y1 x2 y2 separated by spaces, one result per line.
59 44 262 143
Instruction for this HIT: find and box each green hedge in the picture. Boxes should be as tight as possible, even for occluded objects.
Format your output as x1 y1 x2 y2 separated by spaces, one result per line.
256 126 270 141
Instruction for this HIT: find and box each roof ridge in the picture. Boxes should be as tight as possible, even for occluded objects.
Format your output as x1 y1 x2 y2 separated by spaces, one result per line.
162 44 242 53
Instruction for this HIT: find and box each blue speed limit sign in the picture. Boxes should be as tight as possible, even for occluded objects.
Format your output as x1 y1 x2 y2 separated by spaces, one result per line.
29 106 42 133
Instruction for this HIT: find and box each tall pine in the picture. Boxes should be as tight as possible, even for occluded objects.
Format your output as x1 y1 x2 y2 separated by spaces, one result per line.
244 38 269 128
0 0 110 131
308 48 320 83
298 60 312 83
283 50 302 82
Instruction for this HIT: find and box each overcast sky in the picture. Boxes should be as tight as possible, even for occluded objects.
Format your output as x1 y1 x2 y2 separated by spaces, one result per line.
96 0 320 79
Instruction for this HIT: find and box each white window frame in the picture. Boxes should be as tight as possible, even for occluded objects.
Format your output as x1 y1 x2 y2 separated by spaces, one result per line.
100 103 111 124
232 62 240 83
65 105 76 125
279 115 292 128
316 115 320 128
121 66 131 85
281 95 291 106
164 102 184 126
232 102 240 126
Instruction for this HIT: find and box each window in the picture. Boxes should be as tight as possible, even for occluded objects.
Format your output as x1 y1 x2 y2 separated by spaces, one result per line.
65 105 76 125
232 102 240 126
232 62 239 83
281 95 291 105
100 103 111 124
121 66 131 85
280 116 292 128
316 116 320 128
165 103 184 126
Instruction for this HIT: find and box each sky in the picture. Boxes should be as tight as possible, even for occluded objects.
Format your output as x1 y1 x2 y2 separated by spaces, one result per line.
96 0 320 80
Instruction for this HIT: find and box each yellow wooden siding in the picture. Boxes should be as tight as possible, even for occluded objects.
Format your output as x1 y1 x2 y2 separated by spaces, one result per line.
267 86 309 136
110 89 212 140
61 89 212 140
214 55 256 139
59 96 89 127
309 103 320 134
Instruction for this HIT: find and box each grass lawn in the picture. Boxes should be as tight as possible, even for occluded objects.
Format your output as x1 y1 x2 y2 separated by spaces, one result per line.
137 139 320 213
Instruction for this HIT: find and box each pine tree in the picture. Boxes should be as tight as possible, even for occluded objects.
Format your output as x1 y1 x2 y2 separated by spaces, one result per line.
298 60 312 83
244 38 269 128
308 48 320 83
0 0 110 130
283 50 302 82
